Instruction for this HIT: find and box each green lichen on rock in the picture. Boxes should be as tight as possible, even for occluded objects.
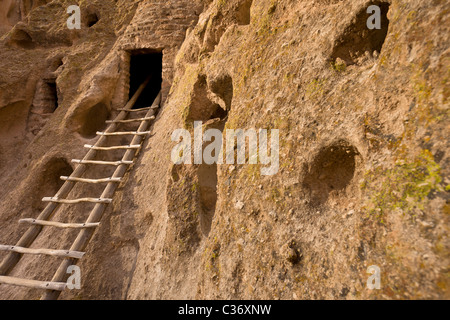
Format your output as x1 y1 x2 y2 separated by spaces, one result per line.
305 78 328 101
363 149 443 221
330 59 347 73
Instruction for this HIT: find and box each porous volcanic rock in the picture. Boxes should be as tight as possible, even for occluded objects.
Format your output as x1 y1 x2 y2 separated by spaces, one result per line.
0 0 448 300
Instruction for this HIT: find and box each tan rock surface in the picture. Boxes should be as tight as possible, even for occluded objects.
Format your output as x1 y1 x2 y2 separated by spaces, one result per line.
0 0 448 300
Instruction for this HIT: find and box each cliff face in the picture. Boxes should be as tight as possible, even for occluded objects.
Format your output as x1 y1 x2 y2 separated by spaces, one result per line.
0 0 448 300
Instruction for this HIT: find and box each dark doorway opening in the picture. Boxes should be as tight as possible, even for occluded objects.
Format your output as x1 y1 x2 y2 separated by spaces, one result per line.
42 80 58 114
129 50 163 109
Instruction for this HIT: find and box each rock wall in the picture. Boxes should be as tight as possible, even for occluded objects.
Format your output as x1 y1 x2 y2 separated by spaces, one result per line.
0 0 448 300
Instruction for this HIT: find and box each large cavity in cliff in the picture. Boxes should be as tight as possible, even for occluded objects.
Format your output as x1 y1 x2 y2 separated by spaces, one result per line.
331 1 390 66
0 0 448 302
195 74 233 236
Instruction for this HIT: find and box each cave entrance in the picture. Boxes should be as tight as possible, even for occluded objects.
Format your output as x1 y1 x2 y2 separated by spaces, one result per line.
128 50 163 109
41 79 58 114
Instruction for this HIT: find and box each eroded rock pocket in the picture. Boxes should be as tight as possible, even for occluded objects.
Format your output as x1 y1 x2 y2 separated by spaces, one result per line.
186 75 226 122
8 29 35 49
303 141 359 206
174 73 234 238
236 0 253 25
209 74 234 113
33 157 73 212
330 2 390 66
86 11 99 28
73 102 110 139
28 76 59 136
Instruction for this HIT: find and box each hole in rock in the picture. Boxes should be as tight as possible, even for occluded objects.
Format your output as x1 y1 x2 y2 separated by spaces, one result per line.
77 102 110 139
86 12 99 27
9 29 35 49
128 50 163 109
192 75 233 236
49 57 64 72
40 80 58 114
187 75 230 122
197 115 228 236
209 74 234 112
177 73 235 236
198 161 218 236
34 158 73 212
236 0 253 25
330 2 390 66
27 77 59 135
30 78 59 115
209 105 228 121
303 141 359 206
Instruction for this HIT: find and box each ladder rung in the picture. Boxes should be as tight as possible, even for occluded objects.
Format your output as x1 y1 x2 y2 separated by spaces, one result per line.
60 176 122 184
96 131 151 136
105 116 155 124
72 159 133 166
42 197 113 204
0 276 66 291
19 218 100 229
84 144 141 151
0 245 85 259
116 106 159 112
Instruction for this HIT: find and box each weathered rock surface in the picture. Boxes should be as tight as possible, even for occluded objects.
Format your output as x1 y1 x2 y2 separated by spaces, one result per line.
0 0 448 300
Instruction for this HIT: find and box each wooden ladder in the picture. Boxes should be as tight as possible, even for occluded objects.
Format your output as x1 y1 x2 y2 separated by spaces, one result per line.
0 76 161 300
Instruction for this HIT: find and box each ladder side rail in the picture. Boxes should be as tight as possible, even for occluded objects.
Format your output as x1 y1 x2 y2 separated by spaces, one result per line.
42 91 161 300
0 77 152 276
